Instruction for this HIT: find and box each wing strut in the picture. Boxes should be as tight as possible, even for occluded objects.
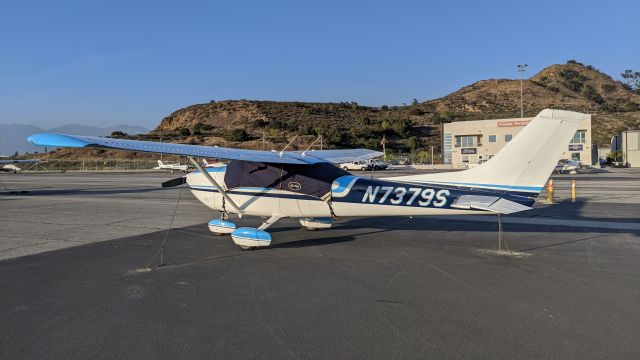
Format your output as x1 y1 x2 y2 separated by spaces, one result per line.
187 157 243 214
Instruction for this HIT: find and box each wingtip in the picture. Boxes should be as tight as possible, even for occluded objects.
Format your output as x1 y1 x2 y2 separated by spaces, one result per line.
26 133 92 148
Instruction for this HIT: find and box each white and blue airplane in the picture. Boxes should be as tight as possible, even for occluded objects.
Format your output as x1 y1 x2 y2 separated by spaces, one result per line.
27 109 586 250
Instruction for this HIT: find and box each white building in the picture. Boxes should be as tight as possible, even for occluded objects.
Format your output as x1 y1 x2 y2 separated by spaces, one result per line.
621 130 640 167
443 115 593 168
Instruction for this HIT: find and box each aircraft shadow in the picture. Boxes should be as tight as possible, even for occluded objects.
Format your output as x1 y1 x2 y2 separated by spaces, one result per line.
4 187 172 196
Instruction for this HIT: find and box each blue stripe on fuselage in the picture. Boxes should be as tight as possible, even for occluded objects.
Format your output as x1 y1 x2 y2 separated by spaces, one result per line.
331 177 537 208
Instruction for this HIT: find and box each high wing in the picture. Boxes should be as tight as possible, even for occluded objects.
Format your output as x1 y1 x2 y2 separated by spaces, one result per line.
26 133 382 165
0 159 40 164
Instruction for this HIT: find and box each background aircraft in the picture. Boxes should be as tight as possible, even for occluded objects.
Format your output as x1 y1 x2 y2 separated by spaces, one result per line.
0 159 41 173
153 160 190 173
27 109 585 250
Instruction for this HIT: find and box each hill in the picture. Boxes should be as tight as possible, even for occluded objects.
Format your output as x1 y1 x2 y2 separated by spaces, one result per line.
150 61 640 154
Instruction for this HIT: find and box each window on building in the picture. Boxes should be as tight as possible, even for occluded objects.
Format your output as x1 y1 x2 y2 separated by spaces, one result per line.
571 153 581 161
571 130 586 144
505 134 513 142
443 134 452 164
488 135 496 143
461 156 469 163
488 154 494 159
456 135 475 147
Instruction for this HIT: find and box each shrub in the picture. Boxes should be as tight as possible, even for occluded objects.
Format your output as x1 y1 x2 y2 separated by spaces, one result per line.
224 129 248 142
252 119 267 128
179 128 191 137
623 101 640 112
110 131 128 138
583 85 605 105
409 107 424 116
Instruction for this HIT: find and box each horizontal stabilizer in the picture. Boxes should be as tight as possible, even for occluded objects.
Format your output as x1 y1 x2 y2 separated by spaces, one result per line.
452 195 531 214
26 133 382 165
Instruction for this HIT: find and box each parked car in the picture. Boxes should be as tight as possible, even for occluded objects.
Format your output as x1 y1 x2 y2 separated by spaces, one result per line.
365 159 389 170
340 160 373 171
554 159 581 174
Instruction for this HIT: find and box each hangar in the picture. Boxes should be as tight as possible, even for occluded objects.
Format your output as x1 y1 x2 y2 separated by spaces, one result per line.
443 115 593 168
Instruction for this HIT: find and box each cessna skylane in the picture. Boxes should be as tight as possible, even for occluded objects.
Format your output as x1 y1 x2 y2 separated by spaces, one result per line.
27 109 586 250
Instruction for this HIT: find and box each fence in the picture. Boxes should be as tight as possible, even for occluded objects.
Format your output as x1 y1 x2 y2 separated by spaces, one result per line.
25 160 160 172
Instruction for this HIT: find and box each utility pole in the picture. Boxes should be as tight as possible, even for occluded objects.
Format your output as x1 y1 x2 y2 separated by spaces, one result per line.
518 64 528 118
431 146 434 165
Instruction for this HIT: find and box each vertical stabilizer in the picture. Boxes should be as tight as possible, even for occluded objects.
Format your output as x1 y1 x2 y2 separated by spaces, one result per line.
387 109 587 193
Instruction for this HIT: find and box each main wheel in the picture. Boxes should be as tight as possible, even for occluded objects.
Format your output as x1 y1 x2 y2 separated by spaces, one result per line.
238 245 256 251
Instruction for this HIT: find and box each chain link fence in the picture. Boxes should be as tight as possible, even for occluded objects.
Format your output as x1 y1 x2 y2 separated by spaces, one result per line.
24 160 161 172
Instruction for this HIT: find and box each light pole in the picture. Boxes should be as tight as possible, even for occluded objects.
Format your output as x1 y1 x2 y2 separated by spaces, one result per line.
517 64 527 118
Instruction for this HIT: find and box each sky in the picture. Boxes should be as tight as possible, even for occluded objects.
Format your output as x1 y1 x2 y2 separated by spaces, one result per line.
1 0 638 129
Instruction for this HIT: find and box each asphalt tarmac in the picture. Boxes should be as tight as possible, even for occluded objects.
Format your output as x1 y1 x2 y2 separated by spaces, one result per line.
1 169 640 359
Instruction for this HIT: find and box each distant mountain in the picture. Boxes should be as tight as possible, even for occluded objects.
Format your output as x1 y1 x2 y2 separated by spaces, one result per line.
48 124 149 137
0 124 149 155
0 124 44 156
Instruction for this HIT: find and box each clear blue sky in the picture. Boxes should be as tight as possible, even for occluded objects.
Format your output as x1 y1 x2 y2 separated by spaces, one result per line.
1 0 638 129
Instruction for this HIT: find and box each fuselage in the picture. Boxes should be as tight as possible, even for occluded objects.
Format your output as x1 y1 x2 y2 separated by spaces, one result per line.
185 166 538 219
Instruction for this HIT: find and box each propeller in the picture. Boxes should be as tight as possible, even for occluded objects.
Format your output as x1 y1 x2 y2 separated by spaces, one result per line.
162 176 186 188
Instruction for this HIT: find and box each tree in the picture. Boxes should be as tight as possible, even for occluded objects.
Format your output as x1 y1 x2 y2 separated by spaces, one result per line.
583 85 605 105
192 123 205 135
433 111 453 124
224 129 248 142
417 149 428 164
13 151 18 157
621 70 640 92
411 98 419 106
110 131 127 138
179 128 191 137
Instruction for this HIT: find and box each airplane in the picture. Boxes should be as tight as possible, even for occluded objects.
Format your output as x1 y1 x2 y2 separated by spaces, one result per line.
0 159 41 173
153 159 191 173
27 109 586 250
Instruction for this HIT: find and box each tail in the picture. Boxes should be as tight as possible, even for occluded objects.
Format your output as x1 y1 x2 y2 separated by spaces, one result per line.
389 109 587 194
157 160 164 166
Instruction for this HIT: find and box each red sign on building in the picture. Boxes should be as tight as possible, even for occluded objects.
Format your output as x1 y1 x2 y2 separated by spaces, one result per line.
497 120 530 127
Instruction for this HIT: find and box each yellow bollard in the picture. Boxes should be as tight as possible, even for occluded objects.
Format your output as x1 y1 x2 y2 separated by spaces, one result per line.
546 179 554 203
571 180 576 203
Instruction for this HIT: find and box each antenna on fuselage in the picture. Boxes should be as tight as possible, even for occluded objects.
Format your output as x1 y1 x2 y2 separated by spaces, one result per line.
301 135 322 156
279 135 298 157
